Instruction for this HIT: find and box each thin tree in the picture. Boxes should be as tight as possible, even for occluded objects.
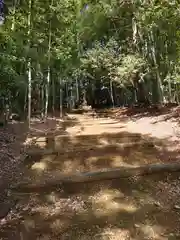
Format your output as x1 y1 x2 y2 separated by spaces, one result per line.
27 0 32 128
44 0 53 119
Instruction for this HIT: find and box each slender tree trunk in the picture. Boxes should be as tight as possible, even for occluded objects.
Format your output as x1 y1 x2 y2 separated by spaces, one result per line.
45 1 52 119
27 62 32 127
168 77 172 103
52 76 55 117
24 86 27 115
110 79 114 107
75 1 81 107
165 43 172 103
59 78 63 118
132 16 138 50
75 77 79 105
11 0 17 30
27 0 32 128
175 84 179 104
134 88 137 104
66 82 68 109
41 83 44 120
4 94 10 124
149 30 164 104
70 87 73 110
45 66 50 119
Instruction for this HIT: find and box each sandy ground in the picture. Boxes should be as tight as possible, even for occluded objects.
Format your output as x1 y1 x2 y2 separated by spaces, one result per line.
63 113 179 138
1 108 180 239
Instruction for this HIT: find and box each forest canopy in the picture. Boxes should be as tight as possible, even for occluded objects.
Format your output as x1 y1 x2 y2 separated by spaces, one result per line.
0 0 180 123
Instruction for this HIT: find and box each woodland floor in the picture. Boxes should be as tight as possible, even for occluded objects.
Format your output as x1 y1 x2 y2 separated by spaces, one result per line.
1 106 180 239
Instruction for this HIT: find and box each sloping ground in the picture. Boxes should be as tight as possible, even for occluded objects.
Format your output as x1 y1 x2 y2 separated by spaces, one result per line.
1 110 180 239
0 121 28 219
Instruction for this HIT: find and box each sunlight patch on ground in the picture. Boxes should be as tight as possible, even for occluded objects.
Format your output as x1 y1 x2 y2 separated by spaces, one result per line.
138 195 157 205
23 136 36 145
34 137 47 148
41 155 56 163
123 150 159 165
98 138 110 146
87 155 139 169
94 202 138 217
31 155 56 173
91 189 124 202
50 218 70 233
31 162 47 172
111 156 138 167
46 191 58 203
137 224 165 239
88 156 100 164
95 228 130 240
59 159 82 173
31 193 87 219
91 189 137 217
87 155 121 169
31 204 56 218
36 137 47 142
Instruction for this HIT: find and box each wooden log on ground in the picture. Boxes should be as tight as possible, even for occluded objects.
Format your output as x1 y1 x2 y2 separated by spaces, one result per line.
12 161 180 191
26 141 155 156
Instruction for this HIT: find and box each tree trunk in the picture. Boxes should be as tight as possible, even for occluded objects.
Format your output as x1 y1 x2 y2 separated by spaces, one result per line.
45 66 50 119
52 76 55 117
132 16 139 52
41 83 44 120
75 76 79 105
45 8 52 119
149 30 164 104
27 61 32 128
66 82 69 109
24 86 27 115
165 43 172 103
110 79 114 107
27 0 32 128
176 84 180 104
11 0 17 30
59 77 63 118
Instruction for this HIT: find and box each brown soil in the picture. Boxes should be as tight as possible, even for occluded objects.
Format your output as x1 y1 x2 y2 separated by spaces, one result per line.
1 108 180 239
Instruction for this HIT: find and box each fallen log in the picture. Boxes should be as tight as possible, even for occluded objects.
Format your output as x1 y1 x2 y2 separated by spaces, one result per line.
26 148 58 156
12 161 180 191
26 141 155 156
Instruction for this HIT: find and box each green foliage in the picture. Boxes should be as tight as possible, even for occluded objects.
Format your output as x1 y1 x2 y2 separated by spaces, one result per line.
80 38 121 84
0 0 180 110
117 54 147 86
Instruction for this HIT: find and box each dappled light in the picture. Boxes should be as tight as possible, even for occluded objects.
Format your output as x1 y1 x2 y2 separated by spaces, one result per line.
25 129 168 179
1 111 180 240
1 0 180 238
92 195 138 217
31 161 47 172
0 114 179 239
94 228 130 240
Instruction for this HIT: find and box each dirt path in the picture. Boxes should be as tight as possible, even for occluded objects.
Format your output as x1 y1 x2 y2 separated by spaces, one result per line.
1 112 180 239
62 113 179 138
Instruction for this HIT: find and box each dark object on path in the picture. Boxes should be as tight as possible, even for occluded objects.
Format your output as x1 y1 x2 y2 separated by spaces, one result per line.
9 113 21 121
